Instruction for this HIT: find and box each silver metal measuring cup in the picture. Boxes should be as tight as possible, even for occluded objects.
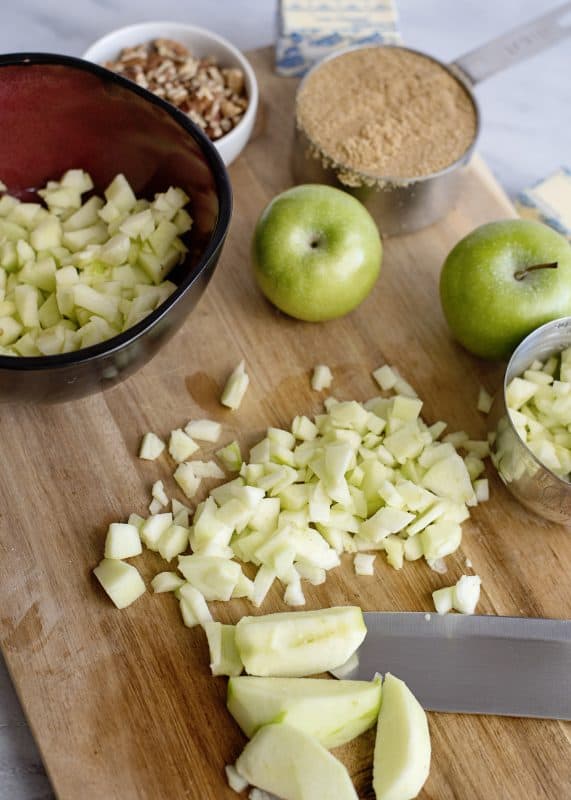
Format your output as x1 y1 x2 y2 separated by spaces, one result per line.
292 3 571 236
490 317 571 525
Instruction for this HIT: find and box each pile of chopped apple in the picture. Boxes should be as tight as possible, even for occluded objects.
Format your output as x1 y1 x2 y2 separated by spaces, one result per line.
0 169 191 355
93 363 490 624
503 348 571 479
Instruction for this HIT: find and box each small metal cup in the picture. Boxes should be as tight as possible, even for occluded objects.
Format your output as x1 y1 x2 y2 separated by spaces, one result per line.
490 317 571 525
292 4 571 236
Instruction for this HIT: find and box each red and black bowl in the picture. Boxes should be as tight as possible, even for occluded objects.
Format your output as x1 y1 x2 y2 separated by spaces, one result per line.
0 52 232 403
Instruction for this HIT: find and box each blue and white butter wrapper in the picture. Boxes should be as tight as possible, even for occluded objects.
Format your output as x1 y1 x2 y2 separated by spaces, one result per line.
276 0 401 77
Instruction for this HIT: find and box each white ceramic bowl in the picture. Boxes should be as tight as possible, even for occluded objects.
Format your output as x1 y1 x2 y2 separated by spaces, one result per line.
83 21 258 166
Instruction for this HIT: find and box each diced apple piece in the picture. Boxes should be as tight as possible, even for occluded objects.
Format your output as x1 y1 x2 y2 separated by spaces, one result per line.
506 377 539 410
235 723 358 800
432 586 454 615
235 606 366 678
61 168 94 193
403 536 423 561
151 571 185 593
140 512 173 550
168 428 199 462
185 418 222 442
204 621 244 676
14 284 40 329
63 222 108 252
158 523 189 561
283 577 305 606
13 332 40 356
420 521 462 560
384 536 405 570
73 284 120 323
474 478 489 503
217 440 242 471
177 583 212 625
178 555 241 601
221 360 249 409
373 674 431 800
292 415 318 441
30 216 62 250
63 196 103 232
174 462 201 499
354 553 375 575
105 173 136 212
311 364 333 391
104 522 142 559
178 595 199 628
119 208 155 239
453 574 481 614
171 498 190 524
422 453 475 505
0 315 23 345
139 432 165 460
391 396 423 421
373 364 398 391
248 564 275 607
151 479 168 507
359 507 414 543
93 558 146 609
187 459 225 479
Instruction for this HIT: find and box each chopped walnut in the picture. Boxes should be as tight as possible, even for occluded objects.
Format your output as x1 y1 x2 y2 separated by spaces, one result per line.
104 38 249 141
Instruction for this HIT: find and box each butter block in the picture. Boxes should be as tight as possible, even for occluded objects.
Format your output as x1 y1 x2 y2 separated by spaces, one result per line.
516 167 571 239
276 0 400 77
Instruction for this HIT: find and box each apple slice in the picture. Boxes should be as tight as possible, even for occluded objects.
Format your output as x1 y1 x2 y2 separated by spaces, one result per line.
221 360 249 410
227 675 381 748
235 723 358 800
235 606 366 677
373 674 431 800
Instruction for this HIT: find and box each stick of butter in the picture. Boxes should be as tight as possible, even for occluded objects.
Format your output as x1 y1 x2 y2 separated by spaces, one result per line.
276 0 400 77
516 167 571 240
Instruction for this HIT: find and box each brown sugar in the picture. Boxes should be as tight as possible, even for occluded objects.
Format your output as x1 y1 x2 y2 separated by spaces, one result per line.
296 47 477 180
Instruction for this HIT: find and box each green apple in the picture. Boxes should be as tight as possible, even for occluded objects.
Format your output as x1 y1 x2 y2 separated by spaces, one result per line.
440 220 571 360
252 184 382 321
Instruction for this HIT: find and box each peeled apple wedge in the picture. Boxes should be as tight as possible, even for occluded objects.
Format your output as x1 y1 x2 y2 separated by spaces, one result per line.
235 606 366 677
227 675 382 748
373 674 431 800
235 722 358 800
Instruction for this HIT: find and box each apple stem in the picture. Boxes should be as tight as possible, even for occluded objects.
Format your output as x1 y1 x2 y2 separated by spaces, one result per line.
514 261 558 281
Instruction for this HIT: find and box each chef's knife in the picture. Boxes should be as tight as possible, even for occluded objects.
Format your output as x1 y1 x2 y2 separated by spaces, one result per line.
333 613 571 720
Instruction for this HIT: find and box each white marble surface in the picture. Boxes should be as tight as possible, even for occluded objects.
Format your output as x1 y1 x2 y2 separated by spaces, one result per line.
0 1 568 798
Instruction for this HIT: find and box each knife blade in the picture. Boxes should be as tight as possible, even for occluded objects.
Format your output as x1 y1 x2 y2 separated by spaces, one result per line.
333 612 571 720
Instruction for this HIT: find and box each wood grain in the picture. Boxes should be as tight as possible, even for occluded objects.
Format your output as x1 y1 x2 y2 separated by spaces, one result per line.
1 47 570 799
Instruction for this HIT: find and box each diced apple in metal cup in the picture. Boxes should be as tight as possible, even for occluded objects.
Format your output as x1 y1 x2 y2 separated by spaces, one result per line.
490 316 571 524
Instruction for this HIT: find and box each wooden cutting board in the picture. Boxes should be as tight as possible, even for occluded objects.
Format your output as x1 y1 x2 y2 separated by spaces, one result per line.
1 47 570 800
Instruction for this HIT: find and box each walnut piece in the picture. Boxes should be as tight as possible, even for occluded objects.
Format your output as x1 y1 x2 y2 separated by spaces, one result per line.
104 38 249 141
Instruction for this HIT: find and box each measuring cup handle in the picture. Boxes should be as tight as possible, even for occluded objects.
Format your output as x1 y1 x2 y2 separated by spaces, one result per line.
450 1 571 86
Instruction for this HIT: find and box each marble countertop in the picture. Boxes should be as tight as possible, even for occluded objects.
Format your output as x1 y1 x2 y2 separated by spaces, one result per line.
0 1 569 797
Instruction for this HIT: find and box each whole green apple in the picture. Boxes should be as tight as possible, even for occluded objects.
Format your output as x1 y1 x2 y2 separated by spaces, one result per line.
440 219 571 360
252 185 382 322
